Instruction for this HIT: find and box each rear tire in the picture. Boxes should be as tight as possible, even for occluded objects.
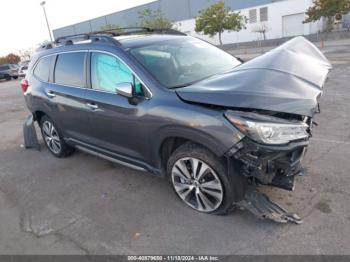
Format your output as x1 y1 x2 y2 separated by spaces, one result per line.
13 76 18 80
167 142 234 215
39 115 74 158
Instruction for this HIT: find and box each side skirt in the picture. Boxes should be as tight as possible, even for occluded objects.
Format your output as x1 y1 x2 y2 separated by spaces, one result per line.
66 138 162 177
76 145 146 172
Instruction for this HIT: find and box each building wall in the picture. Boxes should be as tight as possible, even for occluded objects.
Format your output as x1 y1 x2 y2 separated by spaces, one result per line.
53 0 284 39
53 0 330 44
176 0 323 45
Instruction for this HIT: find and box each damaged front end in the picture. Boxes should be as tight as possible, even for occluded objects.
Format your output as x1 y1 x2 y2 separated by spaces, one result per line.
225 110 313 224
229 138 308 191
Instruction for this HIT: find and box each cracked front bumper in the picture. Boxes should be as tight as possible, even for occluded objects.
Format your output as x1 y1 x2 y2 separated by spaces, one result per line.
228 137 309 191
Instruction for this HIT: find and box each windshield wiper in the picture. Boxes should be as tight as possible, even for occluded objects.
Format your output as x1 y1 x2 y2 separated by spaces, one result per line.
169 83 192 89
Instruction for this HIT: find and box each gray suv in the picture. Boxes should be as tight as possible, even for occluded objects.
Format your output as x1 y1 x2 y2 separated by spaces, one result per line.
22 28 331 222
0 64 19 80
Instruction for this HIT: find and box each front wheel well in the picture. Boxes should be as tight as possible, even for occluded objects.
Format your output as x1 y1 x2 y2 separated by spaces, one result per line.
159 137 189 173
159 137 223 174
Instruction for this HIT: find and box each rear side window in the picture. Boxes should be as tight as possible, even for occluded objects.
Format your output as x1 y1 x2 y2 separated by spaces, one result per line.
34 56 52 82
54 52 85 87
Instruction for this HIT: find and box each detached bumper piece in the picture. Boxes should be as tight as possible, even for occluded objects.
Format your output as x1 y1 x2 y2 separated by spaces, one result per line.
23 114 40 150
237 185 303 224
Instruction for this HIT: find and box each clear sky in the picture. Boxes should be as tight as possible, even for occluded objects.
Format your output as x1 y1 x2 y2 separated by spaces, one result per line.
0 0 155 56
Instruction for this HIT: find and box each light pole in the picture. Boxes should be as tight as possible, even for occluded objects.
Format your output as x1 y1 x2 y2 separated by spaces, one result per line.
40 1 53 42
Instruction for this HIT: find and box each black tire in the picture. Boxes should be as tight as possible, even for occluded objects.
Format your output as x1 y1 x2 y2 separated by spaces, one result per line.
5 75 11 81
13 76 18 80
39 115 74 158
167 142 234 215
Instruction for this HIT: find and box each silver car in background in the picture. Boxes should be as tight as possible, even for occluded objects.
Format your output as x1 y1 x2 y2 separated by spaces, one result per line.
0 64 19 80
19 65 28 77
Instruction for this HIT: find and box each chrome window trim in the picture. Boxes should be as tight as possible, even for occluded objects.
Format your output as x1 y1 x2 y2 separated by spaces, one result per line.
33 49 153 98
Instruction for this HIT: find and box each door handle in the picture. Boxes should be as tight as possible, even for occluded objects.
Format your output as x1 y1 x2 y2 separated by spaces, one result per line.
87 103 99 110
46 90 56 98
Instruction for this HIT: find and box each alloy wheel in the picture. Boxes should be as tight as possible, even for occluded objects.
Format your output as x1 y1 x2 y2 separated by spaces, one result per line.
171 157 223 212
42 121 61 154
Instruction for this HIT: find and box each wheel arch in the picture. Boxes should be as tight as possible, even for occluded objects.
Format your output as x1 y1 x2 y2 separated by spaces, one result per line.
156 127 231 175
33 110 47 123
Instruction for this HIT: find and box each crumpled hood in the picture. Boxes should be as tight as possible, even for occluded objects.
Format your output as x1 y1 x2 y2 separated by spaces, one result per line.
176 36 332 117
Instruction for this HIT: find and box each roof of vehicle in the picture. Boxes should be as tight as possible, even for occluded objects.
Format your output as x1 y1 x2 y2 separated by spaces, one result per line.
34 28 188 57
0 64 15 69
33 33 189 61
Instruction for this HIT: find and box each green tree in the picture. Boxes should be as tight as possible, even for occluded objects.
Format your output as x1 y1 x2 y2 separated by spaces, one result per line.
0 53 21 65
195 0 246 45
138 8 173 29
0 57 6 65
304 0 350 32
6 53 21 64
100 24 124 34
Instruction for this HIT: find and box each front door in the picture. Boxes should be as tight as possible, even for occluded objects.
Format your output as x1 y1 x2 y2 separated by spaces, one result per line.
84 51 151 164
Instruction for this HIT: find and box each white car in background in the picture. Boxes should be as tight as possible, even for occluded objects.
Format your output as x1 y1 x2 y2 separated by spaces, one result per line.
19 65 28 77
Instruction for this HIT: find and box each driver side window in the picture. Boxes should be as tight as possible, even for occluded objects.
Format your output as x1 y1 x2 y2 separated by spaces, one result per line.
91 52 144 96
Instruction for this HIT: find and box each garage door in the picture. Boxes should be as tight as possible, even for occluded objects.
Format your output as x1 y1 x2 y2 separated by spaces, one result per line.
282 13 305 37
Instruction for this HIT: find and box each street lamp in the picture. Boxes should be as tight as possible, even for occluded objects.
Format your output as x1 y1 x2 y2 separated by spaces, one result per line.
40 1 53 42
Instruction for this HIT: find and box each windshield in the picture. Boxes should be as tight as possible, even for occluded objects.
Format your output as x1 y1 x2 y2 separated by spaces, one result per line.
129 37 241 88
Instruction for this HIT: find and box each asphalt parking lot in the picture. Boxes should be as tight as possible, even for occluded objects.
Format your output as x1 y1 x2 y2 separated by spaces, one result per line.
0 42 350 255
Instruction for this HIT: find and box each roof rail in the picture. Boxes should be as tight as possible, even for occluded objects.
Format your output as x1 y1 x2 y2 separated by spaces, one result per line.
50 27 186 49
36 42 54 51
151 28 187 36
92 27 187 36
54 32 121 46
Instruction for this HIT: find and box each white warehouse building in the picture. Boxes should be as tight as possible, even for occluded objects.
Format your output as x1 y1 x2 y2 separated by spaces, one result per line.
177 0 327 45
53 0 350 45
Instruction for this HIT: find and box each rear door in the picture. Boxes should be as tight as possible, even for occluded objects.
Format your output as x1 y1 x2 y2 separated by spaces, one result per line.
83 51 151 162
44 51 90 142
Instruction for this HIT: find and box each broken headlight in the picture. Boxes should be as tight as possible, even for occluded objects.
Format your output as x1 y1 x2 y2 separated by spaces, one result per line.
225 111 309 145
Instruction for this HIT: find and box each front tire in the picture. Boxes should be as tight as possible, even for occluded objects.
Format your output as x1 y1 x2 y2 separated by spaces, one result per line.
39 115 74 158
167 142 234 215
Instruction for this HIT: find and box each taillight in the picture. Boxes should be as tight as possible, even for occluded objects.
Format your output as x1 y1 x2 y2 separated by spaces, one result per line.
21 79 29 92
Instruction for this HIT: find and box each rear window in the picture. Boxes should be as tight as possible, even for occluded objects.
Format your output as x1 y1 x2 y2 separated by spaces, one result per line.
0 65 10 71
34 56 52 81
54 52 85 87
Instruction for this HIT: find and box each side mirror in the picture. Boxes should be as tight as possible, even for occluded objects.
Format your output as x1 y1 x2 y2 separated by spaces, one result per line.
116 82 133 98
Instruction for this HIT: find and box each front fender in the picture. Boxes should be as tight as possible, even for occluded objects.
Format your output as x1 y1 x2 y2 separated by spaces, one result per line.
152 122 243 169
